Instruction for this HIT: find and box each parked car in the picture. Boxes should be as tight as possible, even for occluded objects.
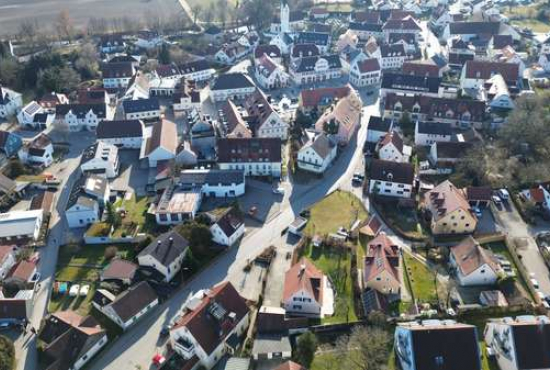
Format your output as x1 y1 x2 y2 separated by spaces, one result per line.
498 189 510 200
273 187 285 195
531 278 540 289
492 195 502 204
69 284 80 297
473 207 482 218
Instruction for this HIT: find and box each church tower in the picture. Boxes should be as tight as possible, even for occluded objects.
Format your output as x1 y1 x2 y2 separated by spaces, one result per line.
280 0 290 33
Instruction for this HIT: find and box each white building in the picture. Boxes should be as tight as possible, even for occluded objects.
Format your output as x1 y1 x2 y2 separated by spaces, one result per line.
255 54 290 90
0 86 23 119
210 208 245 246
377 131 411 163
0 210 43 243
283 258 334 318
122 98 161 121
17 101 46 127
217 138 282 177
140 119 178 167
414 121 453 146
179 169 246 198
380 44 406 70
18 134 54 168
102 62 136 89
209 73 256 102
65 175 109 229
349 57 381 88
290 55 343 85
56 103 113 132
0 245 18 280
96 119 144 149
137 231 189 282
368 159 414 198
170 282 250 370
450 236 502 286
484 315 550 370
297 132 337 174
80 142 120 179
179 60 216 82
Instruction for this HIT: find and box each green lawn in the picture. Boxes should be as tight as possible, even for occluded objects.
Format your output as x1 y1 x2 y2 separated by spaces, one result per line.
375 201 426 240
403 253 437 304
302 244 358 324
85 222 112 237
304 190 368 237
48 284 97 316
511 19 550 32
112 195 150 237
0 335 14 370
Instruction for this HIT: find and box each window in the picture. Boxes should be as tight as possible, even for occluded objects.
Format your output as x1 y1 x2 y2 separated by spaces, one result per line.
293 305 302 310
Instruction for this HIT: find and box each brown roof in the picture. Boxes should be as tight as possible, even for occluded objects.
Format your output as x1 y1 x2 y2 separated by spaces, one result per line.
171 282 248 355
274 361 307 370
359 216 382 237
353 10 381 23
217 138 281 163
283 258 325 304
300 86 351 108
382 16 421 31
465 186 492 202
10 260 36 281
425 180 472 221
30 191 55 213
146 119 178 156
0 245 16 262
255 44 281 59
451 236 501 276
222 100 252 138
292 43 320 59
357 58 381 73
363 233 400 284
464 61 519 82
403 60 440 78
101 259 138 282
379 131 404 153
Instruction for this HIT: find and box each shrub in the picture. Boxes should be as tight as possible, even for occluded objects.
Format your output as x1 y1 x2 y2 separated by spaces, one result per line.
0 335 14 370
104 246 118 260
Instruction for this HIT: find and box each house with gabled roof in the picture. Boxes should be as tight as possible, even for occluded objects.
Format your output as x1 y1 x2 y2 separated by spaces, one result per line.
255 53 290 90
39 310 108 370
100 259 138 286
0 85 22 119
382 15 422 42
122 98 160 121
210 73 256 102
368 159 415 198
96 119 144 149
80 141 120 179
349 57 381 88
299 85 351 114
18 133 54 167
0 245 18 280
450 236 502 286
290 54 343 86
380 43 406 70
424 180 477 235
395 320 482 370
99 281 158 330
137 230 189 282
55 103 112 132
0 131 22 157
283 258 334 318
65 175 109 229
170 281 250 370
364 232 400 295
141 119 178 167
210 207 245 246
179 60 216 82
217 138 282 177
460 60 519 90
377 131 411 163
297 132 337 174
101 61 136 89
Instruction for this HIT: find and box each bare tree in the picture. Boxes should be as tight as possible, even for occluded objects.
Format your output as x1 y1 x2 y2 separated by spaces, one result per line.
56 10 75 43
217 0 229 29
18 18 40 51
334 326 392 370
190 4 203 26
87 17 108 36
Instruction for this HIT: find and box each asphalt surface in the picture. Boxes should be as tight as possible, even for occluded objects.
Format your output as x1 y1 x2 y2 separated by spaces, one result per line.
0 0 183 36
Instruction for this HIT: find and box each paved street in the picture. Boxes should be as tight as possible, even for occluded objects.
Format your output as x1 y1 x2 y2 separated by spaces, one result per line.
86 96 380 370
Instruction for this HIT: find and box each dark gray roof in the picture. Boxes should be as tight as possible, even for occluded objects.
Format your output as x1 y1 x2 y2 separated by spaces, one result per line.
138 230 189 267
368 116 392 132
381 73 441 94
179 169 245 187
294 55 341 73
122 98 159 114
108 281 157 323
381 43 405 58
512 322 550 369
56 103 107 119
417 121 452 136
97 120 143 139
179 60 211 74
349 22 383 32
434 141 471 159
295 32 329 46
211 73 254 91
369 159 414 184
216 207 244 238
449 21 500 35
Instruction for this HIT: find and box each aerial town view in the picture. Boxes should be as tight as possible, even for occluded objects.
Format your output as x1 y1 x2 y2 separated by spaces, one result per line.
1 0 550 368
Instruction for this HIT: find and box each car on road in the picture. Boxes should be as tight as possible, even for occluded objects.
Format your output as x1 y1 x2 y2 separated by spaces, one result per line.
273 187 285 195
492 195 502 205
531 278 540 289
473 207 482 218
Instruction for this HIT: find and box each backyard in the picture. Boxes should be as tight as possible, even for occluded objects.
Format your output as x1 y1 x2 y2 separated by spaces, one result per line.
403 253 437 305
48 283 97 316
503 2 550 32
303 190 368 237
113 195 150 237
301 243 357 324
374 200 426 240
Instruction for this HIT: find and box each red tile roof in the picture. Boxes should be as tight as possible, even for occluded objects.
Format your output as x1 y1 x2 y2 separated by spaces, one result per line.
300 86 351 108
357 58 381 73
283 258 325 304
451 236 501 276
9 260 36 281
363 233 400 284
274 361 307 370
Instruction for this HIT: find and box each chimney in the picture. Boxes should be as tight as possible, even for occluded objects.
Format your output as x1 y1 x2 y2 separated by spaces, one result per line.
169 237 174 246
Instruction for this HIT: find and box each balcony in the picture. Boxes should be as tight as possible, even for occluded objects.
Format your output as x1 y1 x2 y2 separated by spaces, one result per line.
174 337 195 358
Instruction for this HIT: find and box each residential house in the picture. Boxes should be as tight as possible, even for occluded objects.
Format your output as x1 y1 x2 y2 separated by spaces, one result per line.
179 169 246 198
442 21 501 43
449 236 502 286
99 34 126 53
17 101 47 127
0 131 22 157
484 315 550 370
484 74 515 110
283 258 334 318
414 121 453 146
383 93 486 129
65 175 109 229
521 184 550 215
395 320 482 370
141 119 178 167
80 142 120 179
381 73 442 98
100 259 138 286
122 98 160 121
78 88 110 105
0 245 18 279
137 231 189 282
122 71 150 101
294 32 330 54
135 30 163 49
424 180 477 235
349 57 381 88
173 79 201 113
0 210 43 243
179 60 216 82
39 311 108 370
363 233 400 295
460 60 519 90
447 39 475 70
0 86 23 119
388 33 417 55
348 22 384 41
217 138 282 177
210 73 256 102
101 61 136 89
428 141 471 167
215 43 251 65
255 54 290 90
100 281 158 330
299 85 351 114
368 159 415 198
55 103 112 131
291 44 320 63
170 282 250 370
290 55 343 85
210 207 245 246
377 131 411 163
314 86 362 145
380 44 406 70
96 119 144 149
366 116 393 144
337 30 359 55
18 134 54 167
382 16 422 42
38 92 69 114
403 59 441 77
297 132 337 174
254 44 282 64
